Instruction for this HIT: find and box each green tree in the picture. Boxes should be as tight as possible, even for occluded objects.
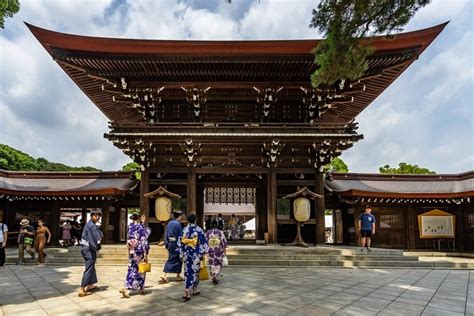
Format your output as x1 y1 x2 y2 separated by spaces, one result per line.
0 143 100 171
379 162 435 175
310 0 430 87
0 0 20 29
122 161 141 180
324 157 349 173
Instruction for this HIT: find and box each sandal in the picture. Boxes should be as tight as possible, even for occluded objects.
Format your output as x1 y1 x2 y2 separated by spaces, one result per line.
78 288 89 297
158 277 169 284
192 290 201 296
138 288 149 295
183 296 190 302
119 289 130 298
175 276 184 282
87 285 98 292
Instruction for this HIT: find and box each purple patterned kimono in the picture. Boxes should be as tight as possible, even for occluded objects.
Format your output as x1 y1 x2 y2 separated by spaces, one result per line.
205 228 228 278
125 223 150 290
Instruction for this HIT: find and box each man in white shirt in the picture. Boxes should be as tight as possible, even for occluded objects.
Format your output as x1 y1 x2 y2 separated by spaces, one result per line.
0 218 8 267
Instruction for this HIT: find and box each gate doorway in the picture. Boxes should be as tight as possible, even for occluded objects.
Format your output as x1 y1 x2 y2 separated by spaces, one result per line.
203 187 256 242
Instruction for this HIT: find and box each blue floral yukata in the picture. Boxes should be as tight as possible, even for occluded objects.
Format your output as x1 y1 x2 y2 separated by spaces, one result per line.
125 223 150 290
178 224 208 291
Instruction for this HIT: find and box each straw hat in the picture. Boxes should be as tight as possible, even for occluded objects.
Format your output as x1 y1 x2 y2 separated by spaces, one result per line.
20 219 30 226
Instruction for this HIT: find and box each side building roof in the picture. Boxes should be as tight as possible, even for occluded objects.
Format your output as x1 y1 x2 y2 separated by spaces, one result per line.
325 171 474 199
0 169 138 197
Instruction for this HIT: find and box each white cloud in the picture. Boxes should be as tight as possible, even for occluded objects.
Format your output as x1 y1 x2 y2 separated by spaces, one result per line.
0 0 472 173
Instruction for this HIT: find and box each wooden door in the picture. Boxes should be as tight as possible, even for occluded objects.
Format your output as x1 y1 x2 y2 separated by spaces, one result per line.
371 209 407 248
334 209 344 244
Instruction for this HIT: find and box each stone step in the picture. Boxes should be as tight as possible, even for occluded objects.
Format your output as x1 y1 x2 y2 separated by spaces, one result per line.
53 253 419 262
7 257 474 269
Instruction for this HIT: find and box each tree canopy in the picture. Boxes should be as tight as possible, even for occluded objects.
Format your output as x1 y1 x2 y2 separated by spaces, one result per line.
0 0 20 29
0 144 99 172
379 162 435 175
121 161 142 180
325 157 349 173
310 0 430 87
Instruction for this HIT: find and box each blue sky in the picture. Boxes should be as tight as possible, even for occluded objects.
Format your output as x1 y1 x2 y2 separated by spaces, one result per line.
0 0 472 173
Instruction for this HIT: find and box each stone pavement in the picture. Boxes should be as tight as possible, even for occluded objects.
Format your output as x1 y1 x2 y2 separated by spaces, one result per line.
0 264 472 316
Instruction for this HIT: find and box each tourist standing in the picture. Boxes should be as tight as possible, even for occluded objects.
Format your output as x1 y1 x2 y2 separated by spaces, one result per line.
62 220 72 247
0 218 8 267
229 214 239 241
358 206 376 252
217 213 224 231
204 215 212 232
78 209 103 297
178 214 208 301
205 219 228 285
17 219 35 264
119 213 150 298
159 211 184 284
35 219 51 264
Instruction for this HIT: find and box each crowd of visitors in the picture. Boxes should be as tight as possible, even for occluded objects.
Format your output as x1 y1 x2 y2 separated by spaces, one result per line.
205 213 246 241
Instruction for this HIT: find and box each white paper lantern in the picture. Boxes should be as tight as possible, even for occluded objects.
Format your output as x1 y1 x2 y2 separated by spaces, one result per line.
155 196 172 222
294 197 311 222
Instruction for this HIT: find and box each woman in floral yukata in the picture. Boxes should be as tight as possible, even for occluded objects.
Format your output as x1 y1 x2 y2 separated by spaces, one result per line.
119 213 150 298
178 213 208 302
205 219 228 285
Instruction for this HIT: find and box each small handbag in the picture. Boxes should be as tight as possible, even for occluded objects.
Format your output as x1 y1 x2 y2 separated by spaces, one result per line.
138 262 151 274
222 255 229 267
199 259 209 281
23 237 33 245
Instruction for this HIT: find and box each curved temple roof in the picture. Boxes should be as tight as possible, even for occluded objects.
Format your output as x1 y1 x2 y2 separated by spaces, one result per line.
26 22 448 126
0 170 138 196
325 171 474 199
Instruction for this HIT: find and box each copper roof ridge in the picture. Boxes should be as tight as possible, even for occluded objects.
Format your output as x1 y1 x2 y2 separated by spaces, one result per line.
0 169 135 179
25 21 448 55
328 170 474 181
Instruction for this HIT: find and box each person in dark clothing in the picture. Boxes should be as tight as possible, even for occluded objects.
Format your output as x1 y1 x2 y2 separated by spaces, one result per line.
78 209 103 297
160 211 184 284
217 213 224 231
0 218 8 267
204 215 212 232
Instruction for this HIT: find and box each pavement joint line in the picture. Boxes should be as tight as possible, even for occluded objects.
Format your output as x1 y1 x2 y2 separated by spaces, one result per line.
420 270 453 315
465 270 472 315
6 265 48 315
374 269 436 316
329 268 415 315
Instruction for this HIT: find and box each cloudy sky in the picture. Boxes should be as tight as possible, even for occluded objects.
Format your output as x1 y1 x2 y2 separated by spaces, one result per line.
0 0 472 173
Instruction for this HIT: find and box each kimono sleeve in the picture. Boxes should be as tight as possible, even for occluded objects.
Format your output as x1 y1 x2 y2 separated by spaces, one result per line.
197 229 208 256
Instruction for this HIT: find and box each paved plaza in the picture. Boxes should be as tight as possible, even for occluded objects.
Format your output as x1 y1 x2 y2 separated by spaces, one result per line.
0 264 472 316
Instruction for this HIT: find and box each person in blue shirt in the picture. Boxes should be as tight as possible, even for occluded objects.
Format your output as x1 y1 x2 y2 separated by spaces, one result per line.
358 206 376 252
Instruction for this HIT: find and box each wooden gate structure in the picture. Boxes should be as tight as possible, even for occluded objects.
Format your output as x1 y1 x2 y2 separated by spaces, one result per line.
28 22 446 244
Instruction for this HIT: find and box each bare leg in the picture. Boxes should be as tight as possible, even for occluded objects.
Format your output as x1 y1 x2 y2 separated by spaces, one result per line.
361 237 366 249
366 237 371 248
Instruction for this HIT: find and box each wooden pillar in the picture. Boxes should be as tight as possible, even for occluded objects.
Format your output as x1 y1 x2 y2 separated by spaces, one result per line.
196 184 204 228
50 201 60 245
256 186 267 240
354 206 362 246
456 206 464 251
187 168 197 216
266 168 277 243
315 171 325 245
102 202 110 244
140 169 150 218
407 205 416 250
